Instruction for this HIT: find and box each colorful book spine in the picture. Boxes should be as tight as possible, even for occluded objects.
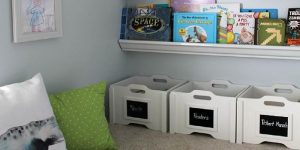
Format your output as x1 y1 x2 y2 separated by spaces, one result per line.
241 10 269 19
171 0 216 12
241 9 278 19
257 19 286 46
136 3 170 8
120 8 128 39
200 3 240 43
173 12 218 43
231 12 255 45
287 8 300 46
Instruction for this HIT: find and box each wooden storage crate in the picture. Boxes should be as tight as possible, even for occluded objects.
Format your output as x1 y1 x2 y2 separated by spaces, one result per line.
109 75 186 132
170 80 249 143
237 84 300 149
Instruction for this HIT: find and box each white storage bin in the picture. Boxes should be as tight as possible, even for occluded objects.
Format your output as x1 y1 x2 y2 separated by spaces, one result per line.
109 75 186 132
170 80 249 143
237 84 300 149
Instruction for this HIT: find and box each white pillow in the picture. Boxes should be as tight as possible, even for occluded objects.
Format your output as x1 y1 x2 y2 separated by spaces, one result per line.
0 73 67 150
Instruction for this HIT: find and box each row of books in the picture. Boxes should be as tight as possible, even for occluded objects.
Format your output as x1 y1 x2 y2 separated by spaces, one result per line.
120 3 300 46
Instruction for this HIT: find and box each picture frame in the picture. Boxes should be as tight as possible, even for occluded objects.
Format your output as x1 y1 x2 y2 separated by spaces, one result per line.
12 0 63 43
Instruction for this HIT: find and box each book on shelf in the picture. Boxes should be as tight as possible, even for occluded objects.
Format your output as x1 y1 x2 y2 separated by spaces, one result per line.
240 9 271 44
241 9 269 19
287 8 300 46
171 0 215 12
120 7 172 41
241 9 278 19
132 0 171 8
199 3 240 44
173 12 218 43
230 12 255 45
257 19 286 46
136 3 170 8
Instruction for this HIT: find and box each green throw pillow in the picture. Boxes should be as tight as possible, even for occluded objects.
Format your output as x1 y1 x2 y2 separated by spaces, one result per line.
49 81 117 150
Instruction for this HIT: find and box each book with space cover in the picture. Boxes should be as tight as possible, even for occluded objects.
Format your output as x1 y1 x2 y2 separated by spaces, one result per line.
199 3 240 43
173 12 218 43
120 7 172 41
171 0 215 12
241 9 278 19
257 19 286 46
287 8 300 46
231 12 255 44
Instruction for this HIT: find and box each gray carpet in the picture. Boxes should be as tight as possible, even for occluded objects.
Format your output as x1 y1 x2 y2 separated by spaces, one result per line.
110 124 289 150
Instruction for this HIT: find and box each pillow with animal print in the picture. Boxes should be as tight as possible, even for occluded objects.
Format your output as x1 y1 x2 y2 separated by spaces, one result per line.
0 73 67 150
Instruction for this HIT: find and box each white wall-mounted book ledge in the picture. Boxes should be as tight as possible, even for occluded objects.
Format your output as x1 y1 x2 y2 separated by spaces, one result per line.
119 39 300 60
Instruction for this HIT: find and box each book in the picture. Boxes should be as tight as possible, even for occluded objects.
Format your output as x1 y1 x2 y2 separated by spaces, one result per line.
241 9 278 19
136 3 170 8
241 10 269 19
134 0 171 8
240 9 271 44
287 8 300 46
120 8 172 41
199 3 240 43
257 19 286 46
173 12 218 43
231 12 255 44
171 0 215 12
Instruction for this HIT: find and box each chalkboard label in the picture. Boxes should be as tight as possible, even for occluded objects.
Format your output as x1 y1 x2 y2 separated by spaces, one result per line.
260 115 288 137
127 100 148 119
189 107 214 128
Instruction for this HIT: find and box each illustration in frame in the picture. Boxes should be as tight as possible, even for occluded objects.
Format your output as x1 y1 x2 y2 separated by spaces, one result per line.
12 0 63 43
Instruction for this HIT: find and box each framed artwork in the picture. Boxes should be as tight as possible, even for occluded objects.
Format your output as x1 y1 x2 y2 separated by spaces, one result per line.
12 0 63 43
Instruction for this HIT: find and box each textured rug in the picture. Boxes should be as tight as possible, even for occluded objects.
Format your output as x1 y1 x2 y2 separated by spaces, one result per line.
110 124 289 150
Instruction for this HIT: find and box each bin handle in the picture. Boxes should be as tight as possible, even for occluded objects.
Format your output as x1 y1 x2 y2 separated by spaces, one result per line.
264 101 285 107
261 96 288 107
210 80 231 89
193 95 212 101
272 84 297 94
128 84 148 94
191 90 215 101
151 75 171 83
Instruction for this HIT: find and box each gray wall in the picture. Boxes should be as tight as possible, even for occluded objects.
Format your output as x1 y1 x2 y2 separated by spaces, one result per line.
127 53 300 87
0 0 128 93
